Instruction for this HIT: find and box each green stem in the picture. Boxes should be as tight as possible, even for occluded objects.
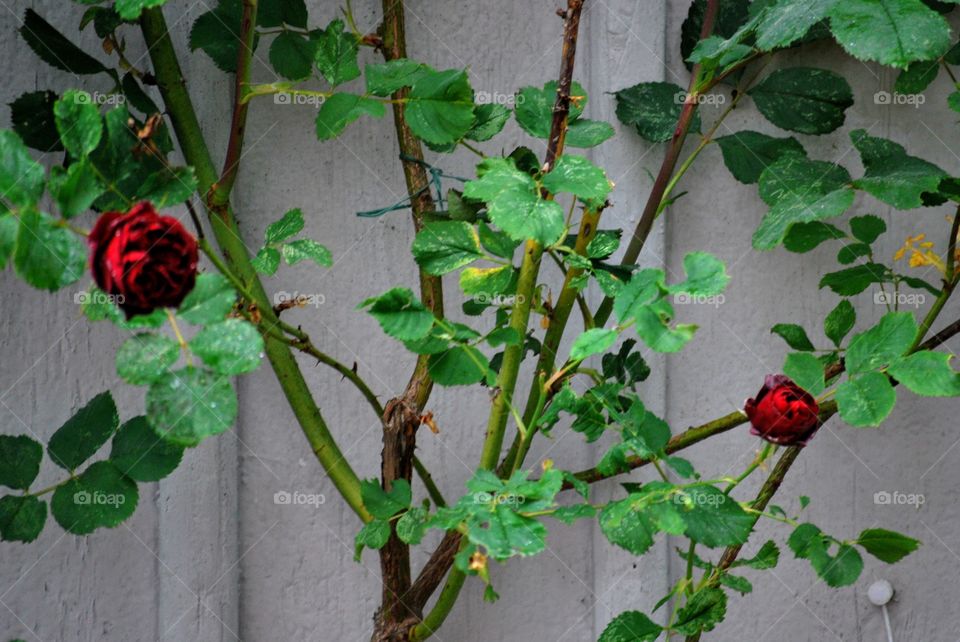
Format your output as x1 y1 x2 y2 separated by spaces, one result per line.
413 456 447 508
139 6 370 522
409 560 467 640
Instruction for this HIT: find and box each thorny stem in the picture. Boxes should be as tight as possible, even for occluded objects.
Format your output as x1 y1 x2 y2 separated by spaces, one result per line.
139 6 370 522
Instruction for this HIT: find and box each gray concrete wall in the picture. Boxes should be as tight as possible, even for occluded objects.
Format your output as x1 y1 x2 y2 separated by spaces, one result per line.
1 1 959 640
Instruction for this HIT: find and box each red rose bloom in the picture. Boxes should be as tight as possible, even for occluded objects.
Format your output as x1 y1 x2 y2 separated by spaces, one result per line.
744 374 820 446
88 202 198 318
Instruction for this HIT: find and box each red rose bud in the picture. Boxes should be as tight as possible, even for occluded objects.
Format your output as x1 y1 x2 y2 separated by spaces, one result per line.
744 374 820 446
88 202 199 319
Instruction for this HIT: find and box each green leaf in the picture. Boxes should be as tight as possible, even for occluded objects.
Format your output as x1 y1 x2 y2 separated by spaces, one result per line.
396 506 429 544
360 287 434 341
845 312 917 373
733 540 780 569
857 528 920 563
265 208 305 243
269 32 315 80
748 67 853 134
887 351 960 396
0 213 15 269
714 131 806 184
54 91 103 157
13 209 87 291
177 273 237 324
361 478 411 520
755 0 837 50
189 0 244 73
146 368 238 447
466 503 549 560
676 485 754 547
669 252 729 296
783 221 845 253
824 300 856 346
20 9 108 75
313 19 360 86
365 59 427 96
839 245 871 266
110 416 184 482
10 90 63 152
819 263 890 296
673 587 727 636
0 130 45 207
754 155 854 250
849 214 887 244
598 611 662 642
615 81 701 142
412 221 484 275
467 104 510 142
895 58 941 94
570 328 618 361
51 461 138 535
462 158 565 246
515 80 588 138
0 495 46 543
252 247 281 275
613 269 665 324
116 333 180 385
783 352 826 395
599 494 666 555
354 519 391 560
460 265 515 298
189 319 265 375
282 239 332 267
565 119 615 148
836 372 897 427
315 93 385 140
771 324 815 351
135 166 198 209
257 0 308 28
405 69 475 145
541 155 611 204
428 346 489 386
788 523 864 587
114 0 168 20
48 160 104 219
850 129 947 209
47 392 119 471
681 0 752 65
828 0 951 69
0 435 43 490
634 300 698 353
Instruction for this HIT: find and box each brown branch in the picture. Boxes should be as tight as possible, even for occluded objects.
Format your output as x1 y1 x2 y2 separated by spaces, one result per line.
210 0 256 210
372 0 446 637
593 0 719 327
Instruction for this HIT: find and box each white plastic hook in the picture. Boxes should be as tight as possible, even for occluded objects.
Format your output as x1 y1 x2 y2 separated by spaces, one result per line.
867 579 895 642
